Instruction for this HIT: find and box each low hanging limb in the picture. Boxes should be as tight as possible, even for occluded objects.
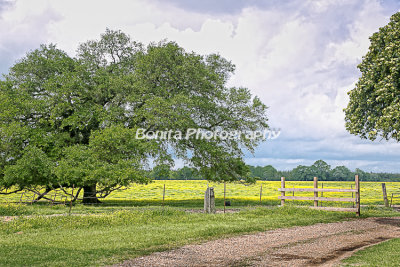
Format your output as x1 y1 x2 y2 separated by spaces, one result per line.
26 187 53 202
0 187 22 195
58 184 125 202
96 185 125 199
58 184 83 202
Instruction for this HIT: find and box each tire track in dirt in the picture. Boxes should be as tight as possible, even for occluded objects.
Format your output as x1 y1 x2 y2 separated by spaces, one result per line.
113 217 400 267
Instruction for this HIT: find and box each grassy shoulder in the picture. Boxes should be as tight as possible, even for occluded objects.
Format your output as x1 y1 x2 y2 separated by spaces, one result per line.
0 200 398 216
341 238 400 266
0 205 369 267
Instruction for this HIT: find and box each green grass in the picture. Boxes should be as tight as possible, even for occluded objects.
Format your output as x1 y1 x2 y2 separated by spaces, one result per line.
0 200 398 217
0 203 30 216
341 238 400 266
0 205 383 267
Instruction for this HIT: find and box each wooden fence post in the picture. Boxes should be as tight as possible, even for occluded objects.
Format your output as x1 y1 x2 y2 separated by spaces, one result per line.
321 183 324 207
281 177 285 206
355 175 360 216
31 193 35 205
52 191 57 206
382 183 389 207
162 184 166 207
224 182 226 214
204 187 216 213
259 185 262 204
69 185 74 216
19 192 25 204
314 177 318 207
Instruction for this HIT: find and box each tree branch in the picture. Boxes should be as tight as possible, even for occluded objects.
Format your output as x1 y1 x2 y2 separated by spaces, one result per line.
0 188 22 195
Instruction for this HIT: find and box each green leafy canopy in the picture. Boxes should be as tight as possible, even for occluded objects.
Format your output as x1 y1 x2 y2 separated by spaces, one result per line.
0 29 268 199
345 12 400 141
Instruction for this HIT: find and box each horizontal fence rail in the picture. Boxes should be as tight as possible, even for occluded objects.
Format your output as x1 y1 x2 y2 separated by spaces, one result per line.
278 188 358 193
278 196 356 202
278 175 360 216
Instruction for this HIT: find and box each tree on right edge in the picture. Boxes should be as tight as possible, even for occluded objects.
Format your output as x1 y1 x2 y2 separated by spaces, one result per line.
345 12 400 141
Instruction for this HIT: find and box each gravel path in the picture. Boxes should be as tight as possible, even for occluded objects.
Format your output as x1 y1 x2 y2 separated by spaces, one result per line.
113 217 400 267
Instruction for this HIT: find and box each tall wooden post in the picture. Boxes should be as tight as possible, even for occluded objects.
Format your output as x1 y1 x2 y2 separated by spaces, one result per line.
19 192 25 204
355 175 360 216
69 185 74 216
351 184 354 208
52 191 57 206
321 183 324 207
224 182 226 214
259 185 262 204
162 184 166 207
281 177 285 206
313 177 318 207
204 187 216 213
382 183 389 207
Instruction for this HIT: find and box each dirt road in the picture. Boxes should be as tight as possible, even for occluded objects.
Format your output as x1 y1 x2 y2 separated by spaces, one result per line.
114 217 400 267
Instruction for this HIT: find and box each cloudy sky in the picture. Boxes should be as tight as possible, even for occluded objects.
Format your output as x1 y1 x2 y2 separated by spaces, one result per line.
1 0 400 172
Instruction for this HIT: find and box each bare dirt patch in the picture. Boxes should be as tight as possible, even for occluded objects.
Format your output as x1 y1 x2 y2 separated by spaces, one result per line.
184 209 240 214
113 217 400 267
0 216 15 222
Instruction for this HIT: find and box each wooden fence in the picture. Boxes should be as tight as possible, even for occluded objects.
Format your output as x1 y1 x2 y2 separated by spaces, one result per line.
19 189 70 205
390 193 400 207
278 175 360 216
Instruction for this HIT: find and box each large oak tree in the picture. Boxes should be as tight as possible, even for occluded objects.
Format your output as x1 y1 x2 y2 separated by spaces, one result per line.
0 30 268 202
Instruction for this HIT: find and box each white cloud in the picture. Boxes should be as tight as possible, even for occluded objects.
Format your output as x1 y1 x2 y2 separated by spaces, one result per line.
329 1 387 65
1 0 400 171
0 0 61 74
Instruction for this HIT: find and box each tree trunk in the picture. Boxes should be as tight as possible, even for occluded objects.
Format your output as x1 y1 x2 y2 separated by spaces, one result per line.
82 184 101 204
